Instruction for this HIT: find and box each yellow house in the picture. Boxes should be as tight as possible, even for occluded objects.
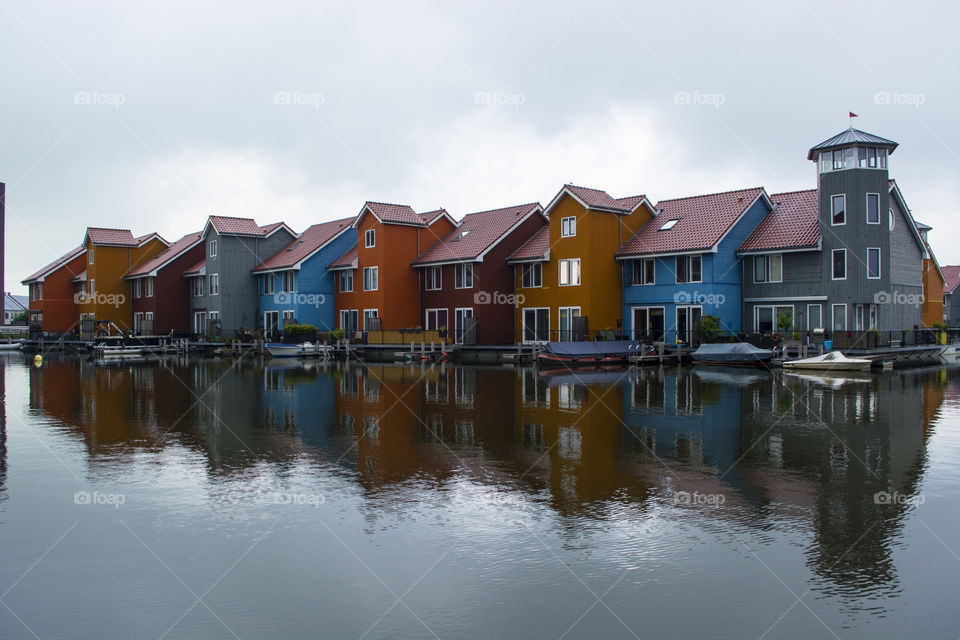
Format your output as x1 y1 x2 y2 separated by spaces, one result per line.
507 184 654 342
76 228 168 330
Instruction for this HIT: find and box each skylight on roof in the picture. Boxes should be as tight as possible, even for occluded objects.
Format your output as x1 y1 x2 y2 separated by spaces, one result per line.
659 219 679 231
451 230 471 242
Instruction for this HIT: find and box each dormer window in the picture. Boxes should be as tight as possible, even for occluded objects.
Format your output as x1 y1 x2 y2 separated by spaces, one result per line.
659 219 679 231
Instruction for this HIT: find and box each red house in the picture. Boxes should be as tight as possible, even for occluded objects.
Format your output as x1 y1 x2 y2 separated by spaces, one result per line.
22 245 87 333
412 202 546 344
125 231 204 334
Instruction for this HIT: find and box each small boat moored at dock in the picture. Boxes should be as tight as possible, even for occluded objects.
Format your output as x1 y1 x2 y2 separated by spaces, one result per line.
782 350 872 372
265 342 307 357
691 342 774 367
536 341 641 367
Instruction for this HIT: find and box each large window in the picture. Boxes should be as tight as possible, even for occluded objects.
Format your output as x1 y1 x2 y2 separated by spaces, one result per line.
425 266 442 291
831 249 846 280
363 266 378 291
831 194 845 225
632 259 655 285
339 271 353 293
632 306 665 341
676 255 702 284
755 306 793 332
522 308 549 343
425 308 448 331
263 274 275 295
363 309 379 329
753 254 782 283
558 259 581 286
561 216 576 237
867 193 880 224
521 263 542 288
807 304 822 331
455 264 473 289
339 309 358 332
867 248 881 279
832 304 847 331
209 273 220 295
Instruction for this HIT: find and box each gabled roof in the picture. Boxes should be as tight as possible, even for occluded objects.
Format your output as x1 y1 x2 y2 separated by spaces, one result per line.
252 218 354 273
70 270 87 283
942 266 960 294
135 232 169 247
547 184 652 215
807 127 898 160
328 245 359 271
126 232 203 278
506 225 550 264
22 245 85 284
617 187 769 258
85 227 138 247
208 215 264 236
413 203 544 266
738 189 820 254
4 293 28 312
888 179 931 260
183 259 206 277
354 201 455 228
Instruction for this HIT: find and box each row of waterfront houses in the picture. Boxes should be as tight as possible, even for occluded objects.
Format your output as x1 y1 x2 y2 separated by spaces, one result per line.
21 126 949 344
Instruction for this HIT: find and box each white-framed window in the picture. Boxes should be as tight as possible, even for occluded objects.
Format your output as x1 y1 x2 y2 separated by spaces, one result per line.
89 279 95 296
855 304 865 331
193 311 207 333
339 309 358 332
561 216 576 237
522 307 550 343
869 304 878 330
889 209 896 231
363 266 378 291
454 307 474 344
867 248 881 279
145 278 154 298
831 194 846 225
363 308 378 329
207 311 218 332
192 277 204 297
264 310 279 335
209 273 220 295
339 271 353 293
263 274 275 295
454 263 473 289
754 305 793 333
753 254 782 283
807 304 822 331
632 259 655 285
832 304 847 331
364 229 375 248
866 193 880 224
282 310 295 327
425 308 448 331
831 249 846 280
521 263 542 288
31 283 43 301
675 255 702 284
134 280 142 298
558 306 581 342
659 219 679 231
209 239 217 257
281 271 295 293
133 312 143 333
558 258 581 286
88 250 94 265
425 266 442 291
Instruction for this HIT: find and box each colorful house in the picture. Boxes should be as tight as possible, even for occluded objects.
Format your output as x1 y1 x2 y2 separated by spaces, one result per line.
330 202 456 333
186 216 296 336
76 228 169 330
617 187 774 344
21 245 86 333
252 217 356 335
411 202 546 344
507 185 655 342
125 231 204 335
943 266 960 326
915 221 946 327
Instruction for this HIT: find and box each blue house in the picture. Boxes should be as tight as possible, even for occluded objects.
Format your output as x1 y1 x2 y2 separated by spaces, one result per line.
252 218 356 336
616 187 773 343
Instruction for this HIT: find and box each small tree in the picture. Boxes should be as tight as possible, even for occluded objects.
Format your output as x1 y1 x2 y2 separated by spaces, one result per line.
700 314 723 342
283 323 318 343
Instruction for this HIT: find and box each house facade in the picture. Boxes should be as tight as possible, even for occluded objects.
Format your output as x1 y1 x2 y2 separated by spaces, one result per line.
252 217 356 337
943 266 960 326
125 231 204 335
77 228 169 330
3 293 28 325
22 245 86 333
507 185 655 342
618 187 774 344
331 202 456 333
187 216 296 336
739 128 927 334
915 221 946 326
412 202 546 344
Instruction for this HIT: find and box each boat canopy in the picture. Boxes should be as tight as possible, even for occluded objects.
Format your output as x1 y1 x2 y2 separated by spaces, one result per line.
541 341 639 358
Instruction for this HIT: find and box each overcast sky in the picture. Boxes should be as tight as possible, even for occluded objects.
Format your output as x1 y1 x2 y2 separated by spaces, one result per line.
2 0 958 293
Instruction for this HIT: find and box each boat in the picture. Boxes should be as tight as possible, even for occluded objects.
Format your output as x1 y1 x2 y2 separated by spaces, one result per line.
265 342 307 357
782 350 872 372
783 370 872 388
0 341 22 351
94 344 145 358
940 344 960 363
690 342 774 366
536 341 639 367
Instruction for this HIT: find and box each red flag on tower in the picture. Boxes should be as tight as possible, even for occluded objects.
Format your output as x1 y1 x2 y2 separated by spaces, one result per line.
849 112 858 118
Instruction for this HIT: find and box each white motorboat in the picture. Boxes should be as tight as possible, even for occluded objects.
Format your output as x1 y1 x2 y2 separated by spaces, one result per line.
0 341 22 351
782 351 872 372
95 345 145 358
265 342 305 357
940 344 960 362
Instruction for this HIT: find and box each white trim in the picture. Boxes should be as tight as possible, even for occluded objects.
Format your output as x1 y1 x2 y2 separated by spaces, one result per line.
830 193 846 226
363 266 378 291
362 308 379 330
519 262 543 289
737 242 822 257
831 303 847 331
752 253 783 284
866 192 881 224
454 263 474 289
364 228 375 248
617 247 711 260
744 296 828 302
543 186 654 217
867 247 881 280
712 190 772 250
561 216 577 237
806 303 823 331
521 306 550 344
424 265 442 291
557 258 581 287
424 307 448 331
831 248 847 281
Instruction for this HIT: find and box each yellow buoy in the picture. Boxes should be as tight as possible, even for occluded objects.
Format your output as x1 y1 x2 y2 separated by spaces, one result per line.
34 354 42 367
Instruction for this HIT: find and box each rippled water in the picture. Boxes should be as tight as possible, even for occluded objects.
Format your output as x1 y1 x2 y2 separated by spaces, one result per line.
1 355 959 638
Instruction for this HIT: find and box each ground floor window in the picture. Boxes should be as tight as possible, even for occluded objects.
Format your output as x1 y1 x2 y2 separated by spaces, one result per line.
558 306 581 342
754 305 793 333
522 307 549 343
454 308 474 344
425 308 448 332
282 310 295 329
339 309 358 333
807 304 822 331
676 306 702 344
832 304 846 331
363 309 379 331
632 306 665 341
264 310 279 337
193 311 207 334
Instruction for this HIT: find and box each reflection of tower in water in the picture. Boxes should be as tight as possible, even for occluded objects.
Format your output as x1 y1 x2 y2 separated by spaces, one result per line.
0 366 6 504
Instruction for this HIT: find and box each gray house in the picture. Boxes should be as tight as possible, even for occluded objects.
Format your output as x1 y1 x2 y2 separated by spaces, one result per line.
943 266 960 326
185 216 296 336
738 127 928 335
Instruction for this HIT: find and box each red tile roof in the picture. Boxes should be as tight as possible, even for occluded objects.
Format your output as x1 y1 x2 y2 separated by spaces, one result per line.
563 184 648 213
22 245 85 283
259 221 287 235
134 232 168 247
253 218 354 272
413 203 543 266
364 202 422 225
127 232 203 277
328 245 358 270
738 189 820 253
86 227 138 247
507 225 550 263
183 259 206 276
942 265 960 294
618 187 767 257
419 209 450 225
208 215 265 236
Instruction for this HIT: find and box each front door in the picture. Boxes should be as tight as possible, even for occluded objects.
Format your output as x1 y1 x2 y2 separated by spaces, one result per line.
522 308 549 343
193 311 207 335
807 304 822 331
264 310 279 339
676 306 702 345
454 308 474 344
558 307 581 342
632 307 665 341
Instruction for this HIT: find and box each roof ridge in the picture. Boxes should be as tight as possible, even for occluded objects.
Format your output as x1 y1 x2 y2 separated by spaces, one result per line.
769 187 816 197
461 202 540 217
656 186 764 204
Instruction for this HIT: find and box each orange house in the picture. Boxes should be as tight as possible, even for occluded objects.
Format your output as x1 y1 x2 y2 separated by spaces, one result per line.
916 221 945 326
75 228 169 330
507 184 655 342
22 245 86 333
330 202 455 332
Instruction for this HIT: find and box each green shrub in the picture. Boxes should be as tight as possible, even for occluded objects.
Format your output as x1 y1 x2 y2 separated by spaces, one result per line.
283 323 318 343
330 328 345 340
